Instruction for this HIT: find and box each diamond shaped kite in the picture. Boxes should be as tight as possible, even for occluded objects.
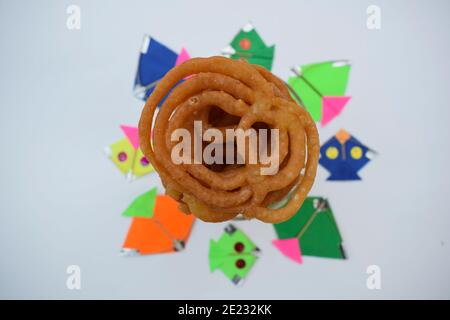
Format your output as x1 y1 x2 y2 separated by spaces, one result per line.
104 125 154 181
222 22 275 71
133 35 191 102
273 197 345 263
209 224 260 285
121 190 195 256
319 129 375 181
288 61 351 125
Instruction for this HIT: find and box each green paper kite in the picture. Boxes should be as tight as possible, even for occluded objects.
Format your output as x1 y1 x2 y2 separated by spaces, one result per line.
273 197 346 261
209 224 260 285
223 23 275 71
287 61 351 122
122 187 157 218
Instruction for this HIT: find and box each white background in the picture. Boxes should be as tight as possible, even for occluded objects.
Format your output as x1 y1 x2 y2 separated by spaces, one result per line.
0 0 449 299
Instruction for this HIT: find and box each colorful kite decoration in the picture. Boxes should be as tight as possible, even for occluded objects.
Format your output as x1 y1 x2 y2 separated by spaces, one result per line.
288 60 351 126
121 187 195 256
133 35 191 101
222 22 275 71
319 129 375 181
104 125 154 181
109 25 371 277
273 197 345 263
209 224 260 285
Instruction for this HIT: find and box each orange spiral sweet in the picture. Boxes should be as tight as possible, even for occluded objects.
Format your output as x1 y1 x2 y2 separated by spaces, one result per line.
139 56 319 223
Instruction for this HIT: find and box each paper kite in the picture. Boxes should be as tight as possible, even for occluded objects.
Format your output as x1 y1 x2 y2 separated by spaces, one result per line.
273 197 345 263
287 61 351 125
209 224 260 285
133 35 190 101
121 190 195 256
319 129 375 181
222 23 275 71
104 125 154 181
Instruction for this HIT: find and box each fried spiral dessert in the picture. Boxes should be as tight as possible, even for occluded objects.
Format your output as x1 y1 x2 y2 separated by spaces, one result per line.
139 56 319 223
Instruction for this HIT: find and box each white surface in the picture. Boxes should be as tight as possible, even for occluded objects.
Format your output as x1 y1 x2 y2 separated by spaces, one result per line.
0 0 449 299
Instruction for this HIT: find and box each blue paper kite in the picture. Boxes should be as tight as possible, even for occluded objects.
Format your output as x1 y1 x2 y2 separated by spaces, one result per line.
133 35 190 102
319 129 375 181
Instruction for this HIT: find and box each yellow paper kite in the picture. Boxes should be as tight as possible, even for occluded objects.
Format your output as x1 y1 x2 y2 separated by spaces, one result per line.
105 125 154 181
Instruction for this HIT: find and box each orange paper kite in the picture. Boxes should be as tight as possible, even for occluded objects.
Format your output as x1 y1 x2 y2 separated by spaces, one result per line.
122 195 195 255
